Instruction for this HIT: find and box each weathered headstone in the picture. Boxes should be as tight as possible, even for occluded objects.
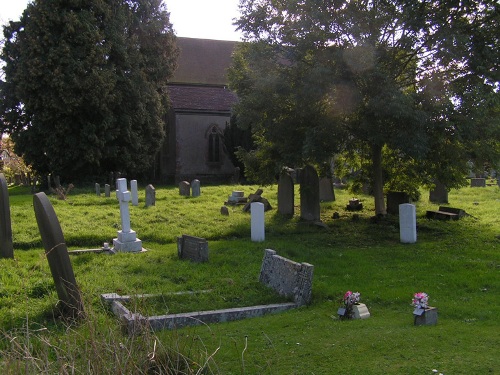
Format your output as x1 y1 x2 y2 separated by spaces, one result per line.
319 177 335 202
387 191 410 215
95 183 100 197
53 176 61 188
179 181 191 196
145 184 156 207
220 206 229 216
130 180 138 206
105 184 111 198
227 191 247 205
470 178 486 187
251 202 265 242
33 192 84 317
399 203 417 244
113 178 143 252
191 179 201 197
429 181 448 204
278 173 294 216
177 235 209 262
300 165 320 221
0 173 14 259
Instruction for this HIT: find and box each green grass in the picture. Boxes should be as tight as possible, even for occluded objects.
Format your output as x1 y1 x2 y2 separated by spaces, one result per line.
0 183 499 374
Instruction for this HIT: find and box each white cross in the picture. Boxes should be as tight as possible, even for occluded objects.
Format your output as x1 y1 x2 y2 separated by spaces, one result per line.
116 178 131 233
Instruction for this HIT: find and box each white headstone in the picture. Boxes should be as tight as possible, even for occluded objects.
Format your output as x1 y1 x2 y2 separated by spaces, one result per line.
95 183 100 197
105 184 110 198
113 178 143 252
399 203 417 243
251 202 265 242
131 180 138 206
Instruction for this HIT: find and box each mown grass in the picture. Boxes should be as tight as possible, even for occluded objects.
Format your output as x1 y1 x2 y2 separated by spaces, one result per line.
0 182 498 374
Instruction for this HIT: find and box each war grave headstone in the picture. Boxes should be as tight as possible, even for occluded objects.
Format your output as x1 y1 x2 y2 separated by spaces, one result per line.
429 181 448 204
177 234 208 262
319 177 335 202
191 179 201 197
33 192 85 318
113 178 144 252
145 184 156 207
470 178 486 187
251 202 265 242
95 183 101 197
386 191 410 215
179 181 191 196
0 173 14 258
278 173 294 216
399 203 417 244
101 249 313 334
300 165 320 221
105 184 111 198
131 180 138 206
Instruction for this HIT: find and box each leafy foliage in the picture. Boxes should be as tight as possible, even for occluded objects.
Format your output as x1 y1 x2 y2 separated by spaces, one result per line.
0 0 178 182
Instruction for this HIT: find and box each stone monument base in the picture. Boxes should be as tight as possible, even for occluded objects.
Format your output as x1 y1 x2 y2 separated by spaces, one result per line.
113 232 143 252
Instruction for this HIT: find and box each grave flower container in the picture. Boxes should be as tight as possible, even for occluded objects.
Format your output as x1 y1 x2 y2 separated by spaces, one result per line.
413 306 438 326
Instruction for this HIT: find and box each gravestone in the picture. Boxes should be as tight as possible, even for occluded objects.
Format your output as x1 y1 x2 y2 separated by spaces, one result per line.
33 192 84 317
95 183 100 197
387 191 410 215
300 165 320 221
113 178 143 252
227 190 247 205
319 177 335 202
470 178 486 187
278 173 294 216
177 234 209 262
105 184 111 198
399 203 417 243
251 202 265 242
429 181 448 204
130 180 138 206
145 184 156 207
179 181 191 196
191 179 201 197
0 173 14 258
220 206 229 216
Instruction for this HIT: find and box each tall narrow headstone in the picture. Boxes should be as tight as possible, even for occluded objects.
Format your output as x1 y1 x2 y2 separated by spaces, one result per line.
105 184 111 198
191 179 201 197
130 180 138 206
319 177 335 202
429 181 448 204
113 178 143 252
145 184 156 207
399 203 417 243
300 165 320 221
278 173 294 216
0 173 14 258
95 183 100 197
179 181 190 196
33 192 84 317
251 202 265 242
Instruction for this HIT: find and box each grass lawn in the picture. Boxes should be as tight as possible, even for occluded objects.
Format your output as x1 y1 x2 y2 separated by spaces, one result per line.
0 182 498 374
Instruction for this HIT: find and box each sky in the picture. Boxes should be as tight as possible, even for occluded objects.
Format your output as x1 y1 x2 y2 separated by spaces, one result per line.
0 0 243 41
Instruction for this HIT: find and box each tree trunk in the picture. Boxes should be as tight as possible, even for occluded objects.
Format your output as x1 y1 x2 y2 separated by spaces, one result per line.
372 144 386 215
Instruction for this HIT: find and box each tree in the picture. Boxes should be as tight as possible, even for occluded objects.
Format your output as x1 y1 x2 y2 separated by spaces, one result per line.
231 0 499 214
0 0 178 182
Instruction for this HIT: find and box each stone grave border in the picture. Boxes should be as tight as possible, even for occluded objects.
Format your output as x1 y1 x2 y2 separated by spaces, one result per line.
101 249 313 335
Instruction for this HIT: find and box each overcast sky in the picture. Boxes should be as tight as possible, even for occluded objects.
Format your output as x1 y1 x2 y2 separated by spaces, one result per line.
0 0 243 41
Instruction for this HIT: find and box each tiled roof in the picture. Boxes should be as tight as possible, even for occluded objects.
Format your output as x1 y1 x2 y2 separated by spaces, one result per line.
168 85 238 112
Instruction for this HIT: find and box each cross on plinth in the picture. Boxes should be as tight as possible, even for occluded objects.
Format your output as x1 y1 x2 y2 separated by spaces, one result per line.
113 178 143 252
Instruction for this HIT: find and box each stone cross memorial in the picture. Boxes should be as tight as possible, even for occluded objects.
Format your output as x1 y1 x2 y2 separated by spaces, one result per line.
0 173 14 259
113 178 143 252
33 192 84 317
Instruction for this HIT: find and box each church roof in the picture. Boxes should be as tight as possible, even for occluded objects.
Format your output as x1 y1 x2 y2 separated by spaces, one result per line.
170 37 238 85
168 85 238 112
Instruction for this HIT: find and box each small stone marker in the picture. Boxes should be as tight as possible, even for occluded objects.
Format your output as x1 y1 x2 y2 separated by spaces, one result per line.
470 178 486 187
95 183 100 196
177 234 209 262
319 177 335 202
220 206 229 216
113 178 143 252
33 192 84 317
300 165 320 221
251 202 265 242
130 180 138 206
179 181 191 196
414 307 438 326
429 181 448 204
352 303 371 319
278 173 294 216
399 203 417 243
191 179 201 197
105 184 111 198
145 184 156 207
0 173 14 259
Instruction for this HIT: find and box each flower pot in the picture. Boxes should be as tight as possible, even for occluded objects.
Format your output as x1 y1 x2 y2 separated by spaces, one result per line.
413 306 438 326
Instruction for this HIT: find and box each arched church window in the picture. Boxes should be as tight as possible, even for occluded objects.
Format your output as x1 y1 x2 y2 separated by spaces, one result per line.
208 125 220 163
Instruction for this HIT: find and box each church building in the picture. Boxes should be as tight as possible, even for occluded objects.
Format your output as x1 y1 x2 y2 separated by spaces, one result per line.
158 37 239 183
